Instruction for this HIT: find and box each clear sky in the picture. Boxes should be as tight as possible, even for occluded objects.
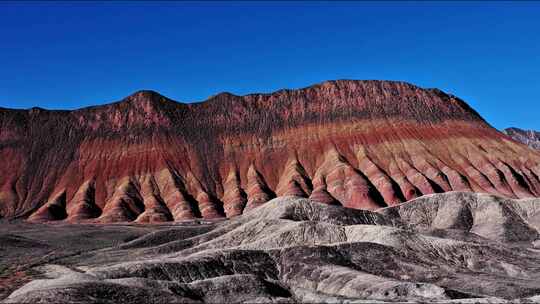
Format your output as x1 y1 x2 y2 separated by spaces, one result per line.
1 1 539 130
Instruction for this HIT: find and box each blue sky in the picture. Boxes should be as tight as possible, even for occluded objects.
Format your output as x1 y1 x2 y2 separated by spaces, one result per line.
1 1 539 130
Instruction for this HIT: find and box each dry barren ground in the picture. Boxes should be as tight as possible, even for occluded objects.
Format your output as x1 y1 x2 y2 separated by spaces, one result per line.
0 221 216 300
3 192 540 303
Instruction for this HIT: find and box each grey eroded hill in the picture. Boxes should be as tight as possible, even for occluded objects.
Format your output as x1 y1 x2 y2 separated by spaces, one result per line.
504 127 540 150
5 192 540 303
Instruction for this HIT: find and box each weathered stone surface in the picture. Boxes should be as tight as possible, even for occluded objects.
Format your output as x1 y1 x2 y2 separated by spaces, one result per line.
244 165 275 211
221 170 247 217
27 191 67 222
6 194 540 303
66 180 101 221
380 191 540 242
504 128 540 150
97 178 144 223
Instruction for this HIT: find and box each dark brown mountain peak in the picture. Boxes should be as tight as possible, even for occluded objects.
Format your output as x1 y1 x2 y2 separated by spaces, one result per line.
120 90 175 110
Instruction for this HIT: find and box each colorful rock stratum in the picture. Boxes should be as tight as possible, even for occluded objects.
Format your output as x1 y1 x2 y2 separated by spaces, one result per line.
1 80 539 223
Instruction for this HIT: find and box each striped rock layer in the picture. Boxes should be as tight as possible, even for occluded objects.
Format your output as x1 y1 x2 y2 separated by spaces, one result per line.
1 80 539 223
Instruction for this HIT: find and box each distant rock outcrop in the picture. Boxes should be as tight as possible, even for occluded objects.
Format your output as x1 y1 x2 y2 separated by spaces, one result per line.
504 127 540 150
0 80 539 223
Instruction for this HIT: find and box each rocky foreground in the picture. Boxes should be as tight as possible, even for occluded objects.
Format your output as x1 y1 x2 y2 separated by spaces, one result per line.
4 192 540 303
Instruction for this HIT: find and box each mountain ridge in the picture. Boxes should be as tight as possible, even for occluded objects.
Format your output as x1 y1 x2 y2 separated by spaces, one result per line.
0 79 484 114
0 80 539 222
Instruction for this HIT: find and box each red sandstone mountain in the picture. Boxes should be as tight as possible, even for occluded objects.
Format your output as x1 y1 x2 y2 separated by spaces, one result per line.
1 80 539 223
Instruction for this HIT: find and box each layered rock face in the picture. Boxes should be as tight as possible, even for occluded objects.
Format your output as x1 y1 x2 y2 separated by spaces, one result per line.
1 80 539 223
504 127 540 150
